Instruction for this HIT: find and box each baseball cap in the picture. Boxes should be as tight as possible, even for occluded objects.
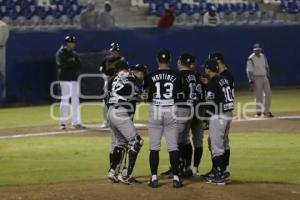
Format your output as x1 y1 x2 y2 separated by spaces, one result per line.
131 64 147 74
208 52 224 62
253 43 262 50
157 49 171 63
64 36 76 44
104 1 111 5
110 42 120 52
204 59 219 73
209 5 217 12
179 53 195 66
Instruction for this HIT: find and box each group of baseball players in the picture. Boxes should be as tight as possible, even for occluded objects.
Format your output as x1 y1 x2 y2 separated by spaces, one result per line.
101 42 235 188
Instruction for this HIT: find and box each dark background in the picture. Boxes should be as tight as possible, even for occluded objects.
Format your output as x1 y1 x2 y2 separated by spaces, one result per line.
3 25 300 104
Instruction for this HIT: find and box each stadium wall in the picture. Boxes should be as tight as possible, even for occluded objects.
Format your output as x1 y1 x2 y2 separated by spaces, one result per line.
4 25 300 104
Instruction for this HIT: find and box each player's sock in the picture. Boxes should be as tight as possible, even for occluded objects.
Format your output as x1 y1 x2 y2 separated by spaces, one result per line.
178 143 185 172
224 149 230 172
184 143 193 169
193 147 203 168
110 146 126 171
212 154 226 172
169 150 180 176
173 175 180 181
150 150 159 175
151 174 158 181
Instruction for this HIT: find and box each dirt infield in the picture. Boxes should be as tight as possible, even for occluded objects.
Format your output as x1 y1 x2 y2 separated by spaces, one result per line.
0 178 299 200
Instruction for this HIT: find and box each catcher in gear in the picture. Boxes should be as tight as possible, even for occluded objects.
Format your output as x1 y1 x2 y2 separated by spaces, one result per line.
107 61 147 185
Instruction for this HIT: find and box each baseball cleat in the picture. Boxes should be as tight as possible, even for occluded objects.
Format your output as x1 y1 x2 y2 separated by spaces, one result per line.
172 176 184 188
148 179 159 188
263 112 274 118
200 170 214 181
192 167 200 176
206 176 226 185
255 112 262 118
148 175 159 188
73 124 86 129
205 171 227 185
223 171 231 183
107 169 119 183
128 177 142 184
59 124 66 130
118 174 140 185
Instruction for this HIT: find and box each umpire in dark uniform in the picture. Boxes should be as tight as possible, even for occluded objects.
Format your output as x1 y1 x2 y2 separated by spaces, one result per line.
99 43 125 128
56 36 84 130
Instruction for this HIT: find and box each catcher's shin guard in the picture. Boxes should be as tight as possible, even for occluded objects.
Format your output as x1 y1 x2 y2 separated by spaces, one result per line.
110 146 126 172
121 135 143 177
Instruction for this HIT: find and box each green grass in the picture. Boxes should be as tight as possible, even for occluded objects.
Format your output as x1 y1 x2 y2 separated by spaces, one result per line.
0 133 299 186
0 88 299 186
0 89 299 130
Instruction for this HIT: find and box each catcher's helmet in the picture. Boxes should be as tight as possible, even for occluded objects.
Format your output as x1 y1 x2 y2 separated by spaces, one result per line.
110 43 120 52
64 36 76 44
131 64 147 74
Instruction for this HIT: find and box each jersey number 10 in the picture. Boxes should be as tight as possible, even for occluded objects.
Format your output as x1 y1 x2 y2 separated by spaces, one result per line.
222 86 234 102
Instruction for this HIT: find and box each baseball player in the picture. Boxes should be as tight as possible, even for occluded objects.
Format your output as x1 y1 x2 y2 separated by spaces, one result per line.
208 52 235 179
144 49 183 188
160 54 205 178
189 58 206 177
100 43 125 171
176 53 198 178
106 61 146 185
106 63 147 172
99 42 125 128
56 36 85 130
200 59 234 185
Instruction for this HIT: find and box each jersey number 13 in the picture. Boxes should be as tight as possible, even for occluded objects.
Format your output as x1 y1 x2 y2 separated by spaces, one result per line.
155 82 173 99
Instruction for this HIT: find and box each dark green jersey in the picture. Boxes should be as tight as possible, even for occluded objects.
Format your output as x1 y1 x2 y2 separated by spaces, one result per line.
56 46 81 81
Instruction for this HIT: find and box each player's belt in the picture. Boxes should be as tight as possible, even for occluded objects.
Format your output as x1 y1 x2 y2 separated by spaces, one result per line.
152 99 174 106
223 102 234 111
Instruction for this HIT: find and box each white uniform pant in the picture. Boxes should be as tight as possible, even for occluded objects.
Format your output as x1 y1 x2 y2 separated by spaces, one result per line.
60 81 81 125
253 76 272 114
